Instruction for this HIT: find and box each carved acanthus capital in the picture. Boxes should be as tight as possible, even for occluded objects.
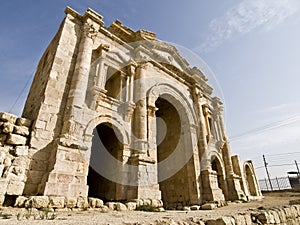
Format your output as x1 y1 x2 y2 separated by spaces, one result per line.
82 22 99 40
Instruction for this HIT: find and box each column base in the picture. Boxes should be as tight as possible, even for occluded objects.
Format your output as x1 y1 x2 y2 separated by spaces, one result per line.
201 170 225 202
226 174 247 201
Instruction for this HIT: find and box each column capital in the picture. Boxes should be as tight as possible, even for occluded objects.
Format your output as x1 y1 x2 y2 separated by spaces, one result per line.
147 105 158 117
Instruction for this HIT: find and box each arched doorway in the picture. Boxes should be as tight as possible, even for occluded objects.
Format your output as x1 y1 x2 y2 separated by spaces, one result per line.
87 123 124 201
155 97 193 209
245 165 257 196
211 157 227 198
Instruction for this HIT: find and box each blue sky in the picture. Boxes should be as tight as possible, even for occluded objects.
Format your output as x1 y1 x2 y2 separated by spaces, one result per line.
1 0 300 179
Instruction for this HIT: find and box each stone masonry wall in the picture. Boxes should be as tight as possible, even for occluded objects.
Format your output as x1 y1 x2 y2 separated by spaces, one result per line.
0 112 32 204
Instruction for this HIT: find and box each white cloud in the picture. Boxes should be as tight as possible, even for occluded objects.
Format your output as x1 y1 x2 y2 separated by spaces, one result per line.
197 0 300 52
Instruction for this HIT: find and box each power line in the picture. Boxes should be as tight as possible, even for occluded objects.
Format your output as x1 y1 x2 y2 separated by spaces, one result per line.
230 114 300 141
9 70 34 114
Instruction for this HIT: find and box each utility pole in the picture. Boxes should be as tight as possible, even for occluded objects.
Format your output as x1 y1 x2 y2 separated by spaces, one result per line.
295 160 300 177
263 155 273 191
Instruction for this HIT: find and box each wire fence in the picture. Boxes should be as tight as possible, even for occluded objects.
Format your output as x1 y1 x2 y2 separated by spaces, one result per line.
259 177 292 191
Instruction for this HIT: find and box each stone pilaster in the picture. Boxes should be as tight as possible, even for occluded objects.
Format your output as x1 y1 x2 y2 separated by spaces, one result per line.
42 9 104 198
213 97 245 201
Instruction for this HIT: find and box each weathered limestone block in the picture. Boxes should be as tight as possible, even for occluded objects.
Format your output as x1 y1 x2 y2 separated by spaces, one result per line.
143 199 151 206
270 210 281 224
14 126 30 137
49 196 65 208
151 199 163 208
6 180 25 195
0 151 6 164
0 112 17 124
4 155 12 169
6 134 27 145
96 198 104 208
256 211 270 224
5 167 26 181
233 215 246 225
16 117 32 127
190 205 201 210
0 179 9 194
126 202 137 211
12 156 30 169
76 196 89 208
1 122 15 134
88 197 97 208
201 203 217 210
31 196 50 209
243 214 252 224
116 202 127 211
14 146 29 156
0 165 4 176
65 197 77 208
0 194 4 206
183 206 191 211
0 134 7 145
206 217 236 225
106 202 117 210
15 196 28 207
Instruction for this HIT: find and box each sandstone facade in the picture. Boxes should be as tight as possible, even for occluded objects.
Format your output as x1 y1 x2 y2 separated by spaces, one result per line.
0 7 262 208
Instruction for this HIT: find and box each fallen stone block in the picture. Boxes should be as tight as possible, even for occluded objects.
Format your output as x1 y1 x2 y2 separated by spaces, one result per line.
31 196 50 209
14 126 30 137
201 203 216 210
126 202 137 211
96 198 103 208
49 196 65 208
77 196 89 209
106 202 117 210
116 202 127 211
88 197 97 208
16 117 32 128
0 112 17 124
6 134 27 145
15 196 28 207
65 197 77 208
190 205 201 210
151 199 163 208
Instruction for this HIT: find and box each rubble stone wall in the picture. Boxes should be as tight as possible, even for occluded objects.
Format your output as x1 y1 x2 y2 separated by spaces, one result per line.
0 112 32 204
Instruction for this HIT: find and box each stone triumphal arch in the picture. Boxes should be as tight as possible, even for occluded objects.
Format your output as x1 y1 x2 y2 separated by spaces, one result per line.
0 7 262 208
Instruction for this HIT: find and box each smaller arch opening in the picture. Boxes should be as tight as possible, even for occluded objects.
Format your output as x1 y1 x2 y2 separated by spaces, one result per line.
211 157 227 197
87 122 124 201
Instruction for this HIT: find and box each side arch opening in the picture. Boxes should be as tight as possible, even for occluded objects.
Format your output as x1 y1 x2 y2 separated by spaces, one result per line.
87 122 124 201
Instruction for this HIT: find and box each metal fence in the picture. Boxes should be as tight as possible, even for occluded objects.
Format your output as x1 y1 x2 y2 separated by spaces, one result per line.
259 177 292 191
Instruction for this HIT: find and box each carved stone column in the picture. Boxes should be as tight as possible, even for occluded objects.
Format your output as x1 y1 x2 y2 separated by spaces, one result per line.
127 63 161 200
133 63 148 154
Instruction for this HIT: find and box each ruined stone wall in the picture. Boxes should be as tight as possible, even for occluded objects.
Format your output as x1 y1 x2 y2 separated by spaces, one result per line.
0 112 32 204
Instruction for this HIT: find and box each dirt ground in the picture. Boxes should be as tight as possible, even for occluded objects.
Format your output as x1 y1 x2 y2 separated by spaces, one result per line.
0 191 299 225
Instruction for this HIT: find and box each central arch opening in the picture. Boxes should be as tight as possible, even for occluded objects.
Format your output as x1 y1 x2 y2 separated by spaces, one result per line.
155 97 191 209
87 123 123 201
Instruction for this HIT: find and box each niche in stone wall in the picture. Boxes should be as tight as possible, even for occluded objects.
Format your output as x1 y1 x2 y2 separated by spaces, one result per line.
105 66 122 99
